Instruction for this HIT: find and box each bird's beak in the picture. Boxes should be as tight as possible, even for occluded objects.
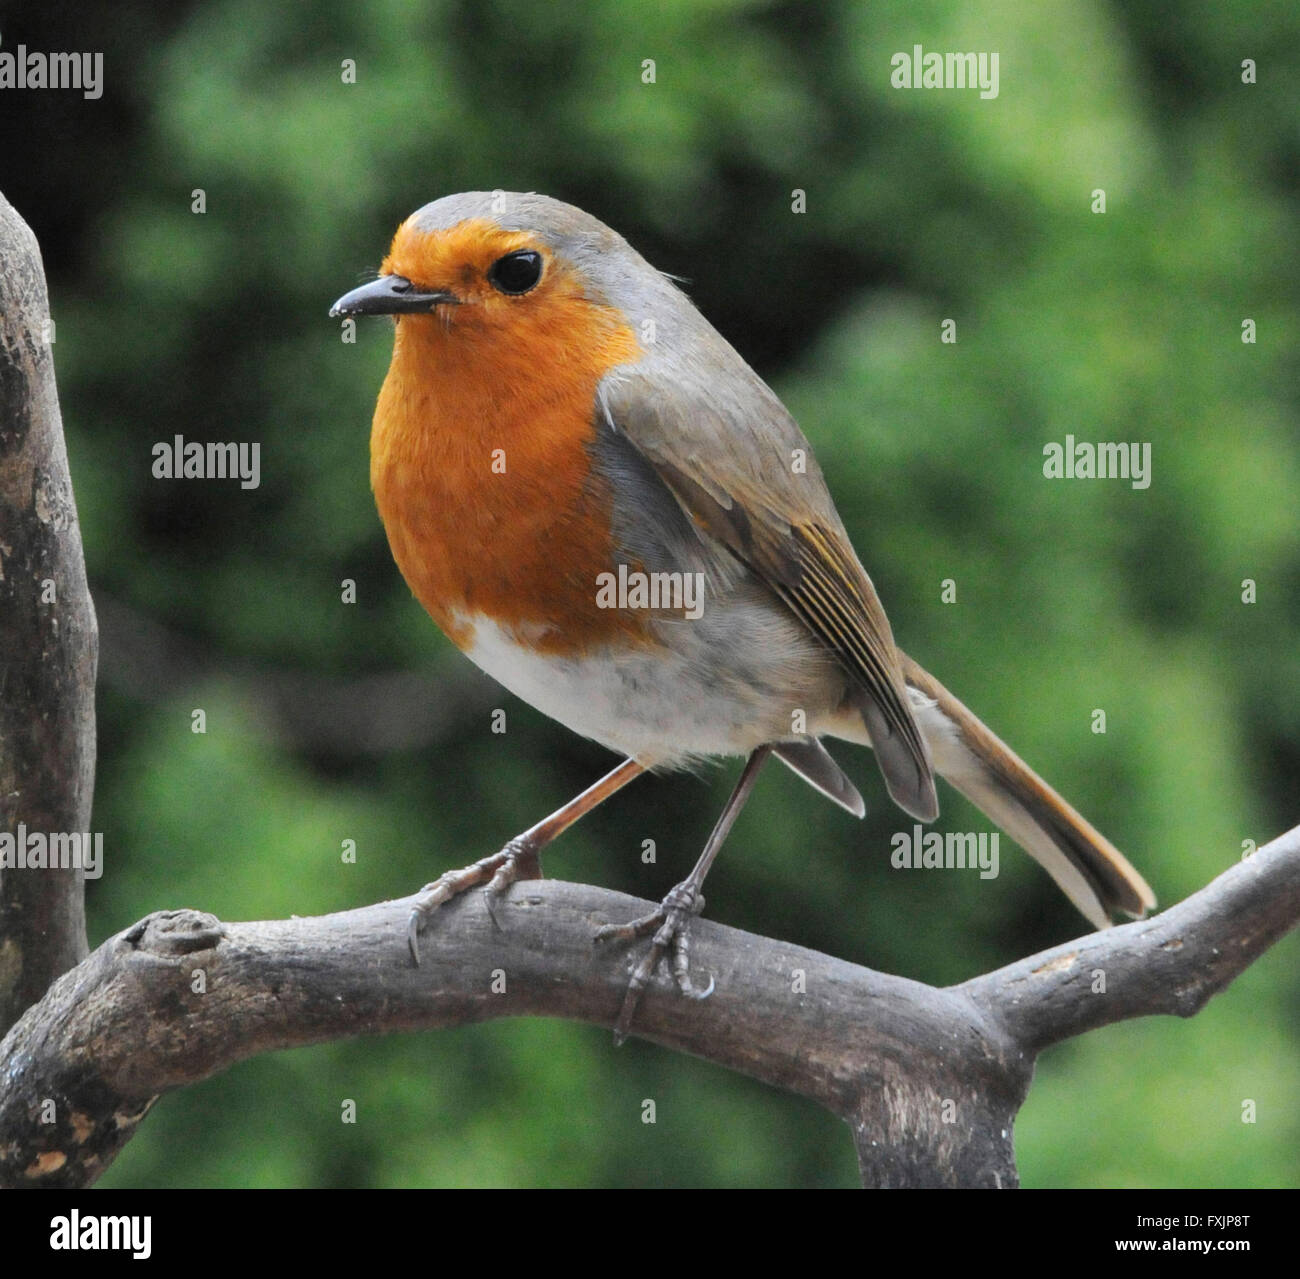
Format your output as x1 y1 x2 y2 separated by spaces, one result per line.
328 274 459 318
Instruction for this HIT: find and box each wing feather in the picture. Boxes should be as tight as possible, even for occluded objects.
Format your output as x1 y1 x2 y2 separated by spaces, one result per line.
601 370 937 819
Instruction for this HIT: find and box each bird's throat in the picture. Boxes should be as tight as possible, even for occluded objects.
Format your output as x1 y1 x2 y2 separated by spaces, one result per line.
369 311 645 654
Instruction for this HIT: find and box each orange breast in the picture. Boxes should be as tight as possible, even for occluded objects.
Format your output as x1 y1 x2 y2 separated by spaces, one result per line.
371 294 646 655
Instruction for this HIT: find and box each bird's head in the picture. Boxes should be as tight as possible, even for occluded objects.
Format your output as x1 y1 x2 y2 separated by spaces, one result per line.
329 191 653 345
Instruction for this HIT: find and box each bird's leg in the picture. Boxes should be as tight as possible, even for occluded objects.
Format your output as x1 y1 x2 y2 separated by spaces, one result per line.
408 757 646 964
596 745 772 1044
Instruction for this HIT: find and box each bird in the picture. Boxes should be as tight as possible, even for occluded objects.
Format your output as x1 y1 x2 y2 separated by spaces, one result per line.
330 191 1155 1041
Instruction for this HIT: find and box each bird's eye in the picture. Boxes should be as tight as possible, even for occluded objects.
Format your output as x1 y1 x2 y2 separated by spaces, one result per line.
487 250 543 295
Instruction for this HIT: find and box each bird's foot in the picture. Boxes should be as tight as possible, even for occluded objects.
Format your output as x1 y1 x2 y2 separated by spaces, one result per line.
594 880 715 1045
407 836 541 965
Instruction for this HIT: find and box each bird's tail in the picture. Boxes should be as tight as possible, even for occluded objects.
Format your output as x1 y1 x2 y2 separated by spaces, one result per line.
898 654 1156 929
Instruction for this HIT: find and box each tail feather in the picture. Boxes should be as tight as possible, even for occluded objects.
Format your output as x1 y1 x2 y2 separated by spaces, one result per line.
773 737 866 818
898 654 1155 927
856 691 940 822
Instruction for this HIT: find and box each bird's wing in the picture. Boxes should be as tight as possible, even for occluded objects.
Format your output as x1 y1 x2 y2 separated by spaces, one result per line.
600 362 937 821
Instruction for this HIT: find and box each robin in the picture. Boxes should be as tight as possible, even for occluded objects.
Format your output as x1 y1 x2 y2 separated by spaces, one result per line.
330 191 1155 1040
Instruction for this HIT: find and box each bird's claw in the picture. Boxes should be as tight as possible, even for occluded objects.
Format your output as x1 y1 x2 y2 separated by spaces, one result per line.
407 837 539 964
595 880 715 1044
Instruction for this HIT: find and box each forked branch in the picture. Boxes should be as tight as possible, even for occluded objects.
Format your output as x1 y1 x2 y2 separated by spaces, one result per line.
1 823 1297 1189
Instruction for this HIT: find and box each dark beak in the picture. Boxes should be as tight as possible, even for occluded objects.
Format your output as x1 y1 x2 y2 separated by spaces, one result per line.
329 275 459 318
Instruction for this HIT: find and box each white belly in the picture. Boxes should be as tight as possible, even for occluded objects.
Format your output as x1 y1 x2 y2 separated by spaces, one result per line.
458 606 844 767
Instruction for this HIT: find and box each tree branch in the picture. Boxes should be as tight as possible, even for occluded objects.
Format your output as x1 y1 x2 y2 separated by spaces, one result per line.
2 822 1296 1189
0 189 98 1037
965 823 1300 1052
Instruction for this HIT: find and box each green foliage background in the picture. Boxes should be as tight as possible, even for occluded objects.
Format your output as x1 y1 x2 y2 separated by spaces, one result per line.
1 0 1297 1187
